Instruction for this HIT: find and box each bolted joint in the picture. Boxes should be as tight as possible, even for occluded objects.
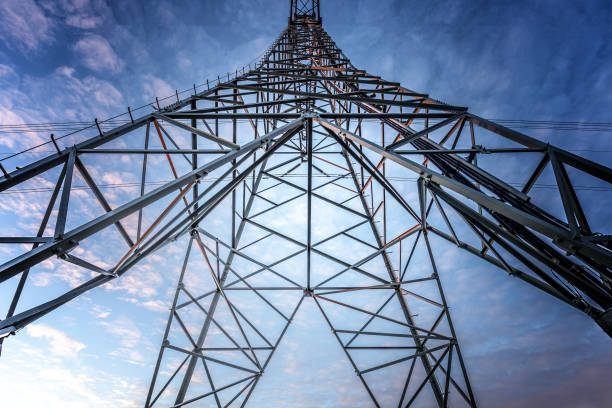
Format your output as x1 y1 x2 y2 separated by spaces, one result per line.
570 296 584 307
303 288 313 297
53 239 79 258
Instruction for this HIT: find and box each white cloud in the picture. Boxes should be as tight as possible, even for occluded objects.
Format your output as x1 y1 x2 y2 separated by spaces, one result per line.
41 0 106 29
51 65 124 109
74 34 124 74
0 0 53 53
0 108 27 149
140 299 168 312
85 76 124 106
26 324 86 357
110 347 146 366
0 64 123 139
0 333 144 408
56 65 76 77
119 297 168 313
91 304 112 319
100 316 141 348
30 261 88 289
0 63 17 78
104 264 163 299
66 14 104 29
101 171 126 185
142 75 174 104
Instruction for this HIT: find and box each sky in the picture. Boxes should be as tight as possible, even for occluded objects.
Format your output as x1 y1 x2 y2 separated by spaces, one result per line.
0 0 612 407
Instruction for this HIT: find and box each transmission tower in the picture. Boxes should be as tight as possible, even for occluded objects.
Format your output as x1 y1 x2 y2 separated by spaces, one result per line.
1 0 611 406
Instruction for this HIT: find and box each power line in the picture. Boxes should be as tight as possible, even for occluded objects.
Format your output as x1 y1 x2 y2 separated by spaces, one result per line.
1 174 610 195
1 118 611 163
2 118 612 132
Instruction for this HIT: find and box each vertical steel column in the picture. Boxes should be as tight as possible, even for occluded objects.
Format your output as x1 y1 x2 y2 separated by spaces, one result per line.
306 117 313 291
167 122 305 405
173 160 270 405
418 178 477 406
173 89 225 404
342 150 445 407
145 238 194 407
191 99 198 209
137 121 150 241
232 88 238 248
54 148 76 238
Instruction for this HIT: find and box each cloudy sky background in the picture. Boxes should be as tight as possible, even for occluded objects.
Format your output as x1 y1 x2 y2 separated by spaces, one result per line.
0 0 611 407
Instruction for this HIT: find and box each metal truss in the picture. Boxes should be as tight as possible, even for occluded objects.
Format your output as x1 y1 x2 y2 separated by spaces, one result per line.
1 1 611 407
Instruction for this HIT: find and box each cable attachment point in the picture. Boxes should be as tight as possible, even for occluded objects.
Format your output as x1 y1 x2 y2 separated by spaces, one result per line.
50 133 61 153
0 163 9 179
94 118 103 136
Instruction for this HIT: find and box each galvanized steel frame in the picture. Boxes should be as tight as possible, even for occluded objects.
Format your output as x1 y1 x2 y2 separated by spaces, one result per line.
0 2 611 407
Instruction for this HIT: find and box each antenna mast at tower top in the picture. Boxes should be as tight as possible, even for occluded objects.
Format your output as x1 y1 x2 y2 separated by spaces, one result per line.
290 0 321 22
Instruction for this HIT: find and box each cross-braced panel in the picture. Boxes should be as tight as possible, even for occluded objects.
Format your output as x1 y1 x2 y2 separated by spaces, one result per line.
141 119 476 406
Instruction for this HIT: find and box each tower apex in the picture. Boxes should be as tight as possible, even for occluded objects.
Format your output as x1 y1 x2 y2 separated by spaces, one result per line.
290 0 321 23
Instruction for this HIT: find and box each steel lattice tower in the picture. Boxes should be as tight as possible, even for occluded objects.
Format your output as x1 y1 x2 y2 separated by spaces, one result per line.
1 1 611 407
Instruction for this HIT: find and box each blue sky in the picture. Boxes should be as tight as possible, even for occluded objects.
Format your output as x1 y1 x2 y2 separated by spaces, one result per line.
0 0 611 407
